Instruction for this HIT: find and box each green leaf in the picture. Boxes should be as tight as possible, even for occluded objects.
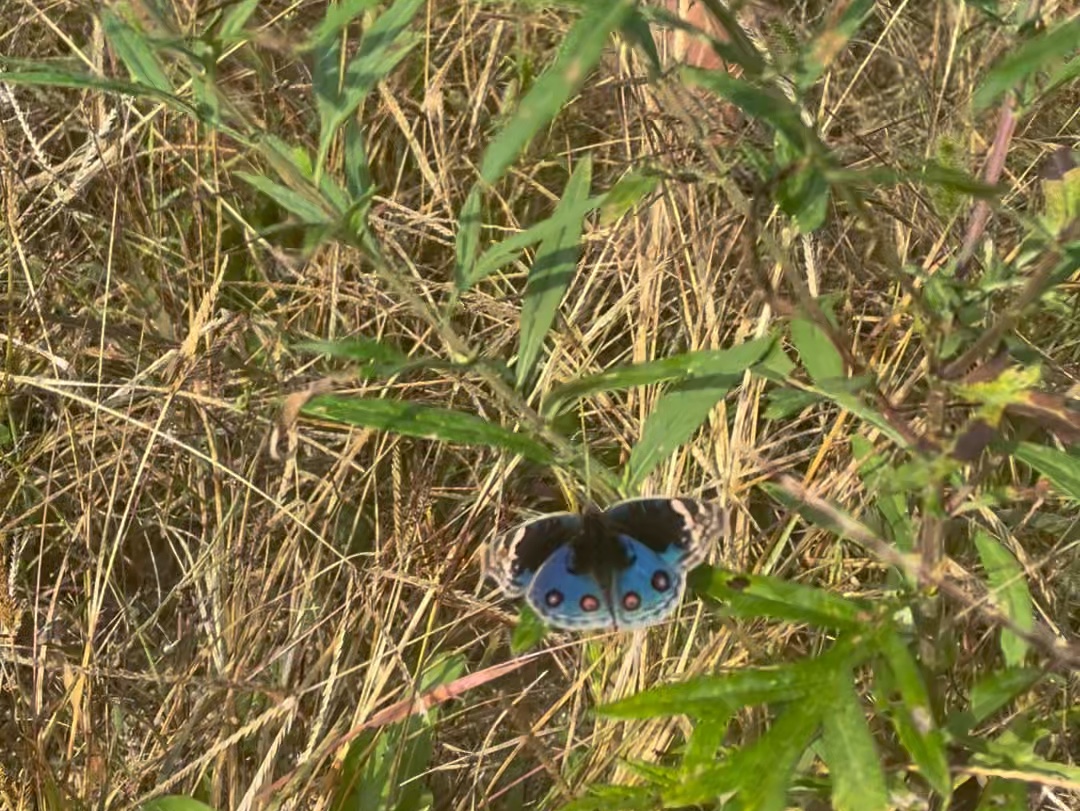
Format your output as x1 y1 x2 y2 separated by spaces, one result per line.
681 715 732 773
236 172 334 225
599 170 659 225
303 396 553 463
790 317 844 384
479 0 634 185
219 0 263 38
799 0 875 89
764 387 821 420
517 157 592 388
454 187 485 293
851 436 915 557
680 67 817 151
975 777 1030 810
625 373 736 490
545 337 774 412
973 746 1080 791
877 631 951 798
510 604 547 653
295 337 419 380
101 6 175 94
778 162 830 233
1040 150 1080 235
0 62 207 124
561 785 659 811
963 667 1044 730
602 638 867 721
973 17 1080 110
332 655 461 811
665 699 823 809
1013 442 1080 500
690 567 870 629
619 7 661 74
313 0 424 172
142 799 219 811
973 530 1033 667
304 0 380 49
821 671 889 811
458 193 605 292
343 117 374 201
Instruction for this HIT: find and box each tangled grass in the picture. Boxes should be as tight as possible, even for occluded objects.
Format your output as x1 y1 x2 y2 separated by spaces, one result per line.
1 1 1079 809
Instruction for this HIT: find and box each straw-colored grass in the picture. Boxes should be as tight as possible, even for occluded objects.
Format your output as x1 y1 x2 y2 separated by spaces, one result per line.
2 1 1079 809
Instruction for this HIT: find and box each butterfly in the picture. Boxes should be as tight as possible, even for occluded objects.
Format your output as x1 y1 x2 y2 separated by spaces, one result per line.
485 498 723 631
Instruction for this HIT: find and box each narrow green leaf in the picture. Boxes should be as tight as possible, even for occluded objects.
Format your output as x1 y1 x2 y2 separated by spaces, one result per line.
236 172 333 225
454 185 484 292
1040 150 1080 235
602 639 866 721
974 17 1080 110
333 655 461 811
778 162 830 233
303 396 553 463
680 67 816 151
602 664 821 720
799 0 875 89
304 0 380 50
877 631 951 798
313 0 425 172
971 742 1080 789
821 672 889 811
478 0 634 185
545 337 774 412
665 700 822 809
1045 52 1080 98
461 194 604 291
297 337 407 364
343 118 373 201
690 567 870 629
764 387 821 420
691 0 767 76
295 337 423 380
101 7 174 95
517 157 592 388
510 604 548 653
1014 442 1080 500
965 667 1044 729
219 0 263 38
681 715 731 773
851 436 915 556
599 170 659 225
561 785 659 811
790 317 844 384
625 373 735 489
975 778 1031 810
973 530 1033 667
142 799 219 811
619 7 661 74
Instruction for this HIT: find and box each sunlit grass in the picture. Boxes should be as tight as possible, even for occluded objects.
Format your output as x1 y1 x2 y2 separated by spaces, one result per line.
1 1 1079 810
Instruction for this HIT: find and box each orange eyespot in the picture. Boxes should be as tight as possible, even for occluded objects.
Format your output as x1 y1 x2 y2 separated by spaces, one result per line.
580 595 601 612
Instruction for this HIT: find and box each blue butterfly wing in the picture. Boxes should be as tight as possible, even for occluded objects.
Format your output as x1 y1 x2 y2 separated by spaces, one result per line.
485 512 581 597
525 544 616 630
603 497 722 569
487 498 723 632
610 535 687 629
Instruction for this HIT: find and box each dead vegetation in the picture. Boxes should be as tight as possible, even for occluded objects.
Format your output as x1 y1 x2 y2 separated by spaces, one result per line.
1 1 1079 809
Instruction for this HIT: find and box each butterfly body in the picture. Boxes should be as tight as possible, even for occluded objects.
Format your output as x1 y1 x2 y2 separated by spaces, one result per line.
486 498 722 631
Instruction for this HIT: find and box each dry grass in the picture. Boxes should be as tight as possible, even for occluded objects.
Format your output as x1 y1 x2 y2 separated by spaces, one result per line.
1 1 1079 809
